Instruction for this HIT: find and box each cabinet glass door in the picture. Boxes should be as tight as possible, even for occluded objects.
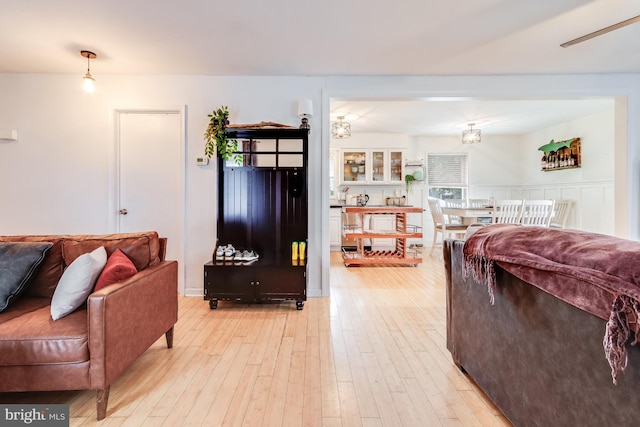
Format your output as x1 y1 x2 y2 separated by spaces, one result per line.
371 151 385 182
342 151 367 182
389 151 403 183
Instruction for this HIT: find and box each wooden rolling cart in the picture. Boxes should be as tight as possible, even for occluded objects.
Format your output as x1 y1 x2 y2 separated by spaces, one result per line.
341 206 423 266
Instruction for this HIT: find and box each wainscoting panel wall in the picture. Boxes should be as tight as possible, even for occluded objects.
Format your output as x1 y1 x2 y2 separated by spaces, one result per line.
424 180 615 251
471 180 614 235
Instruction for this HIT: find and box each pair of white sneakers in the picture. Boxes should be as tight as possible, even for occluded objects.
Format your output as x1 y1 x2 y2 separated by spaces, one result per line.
234 250 259 262
215 245 259 262
215 244 236 261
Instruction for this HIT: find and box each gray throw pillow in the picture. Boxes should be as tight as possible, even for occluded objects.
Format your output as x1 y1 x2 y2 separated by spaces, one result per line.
0 241 53 312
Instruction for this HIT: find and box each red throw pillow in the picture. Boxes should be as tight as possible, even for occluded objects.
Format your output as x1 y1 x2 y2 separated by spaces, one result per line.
94 249 138 292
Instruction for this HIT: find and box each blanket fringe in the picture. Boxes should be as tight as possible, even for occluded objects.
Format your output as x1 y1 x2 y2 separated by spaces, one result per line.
463 254 497 304
603 295 640 384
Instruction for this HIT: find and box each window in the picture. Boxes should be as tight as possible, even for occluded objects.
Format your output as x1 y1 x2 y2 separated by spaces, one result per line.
427 153 468 200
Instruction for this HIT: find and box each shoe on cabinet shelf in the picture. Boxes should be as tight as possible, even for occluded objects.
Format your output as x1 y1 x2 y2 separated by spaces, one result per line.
215 245 226 261
224 245 236 260
244 250 259 261
234 250 249 262
233 250 259 262
215 246 258 263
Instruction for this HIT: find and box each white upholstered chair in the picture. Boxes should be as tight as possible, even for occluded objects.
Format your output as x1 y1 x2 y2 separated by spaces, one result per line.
521 199 555 227
492 199 524 224
550 199 573 228
428 198 468 255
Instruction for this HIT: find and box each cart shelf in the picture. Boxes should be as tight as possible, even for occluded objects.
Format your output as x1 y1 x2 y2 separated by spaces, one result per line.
341 206 423 267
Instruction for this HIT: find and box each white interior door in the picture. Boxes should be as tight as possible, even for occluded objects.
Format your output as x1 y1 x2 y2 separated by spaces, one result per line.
115 109 184 292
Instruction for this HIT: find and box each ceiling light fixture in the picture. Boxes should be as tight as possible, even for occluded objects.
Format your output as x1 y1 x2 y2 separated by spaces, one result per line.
462 123 481 144
331 116 351 139
80 50 97 94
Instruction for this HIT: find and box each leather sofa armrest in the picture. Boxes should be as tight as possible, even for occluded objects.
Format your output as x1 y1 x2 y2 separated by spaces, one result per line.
158 237 167 261
443 238 464 364
87 260 178 389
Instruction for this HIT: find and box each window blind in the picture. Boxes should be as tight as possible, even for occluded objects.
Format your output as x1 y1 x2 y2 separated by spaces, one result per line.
427 154 468 186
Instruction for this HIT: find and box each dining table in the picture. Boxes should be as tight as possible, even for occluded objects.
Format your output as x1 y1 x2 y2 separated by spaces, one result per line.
441 205 494 225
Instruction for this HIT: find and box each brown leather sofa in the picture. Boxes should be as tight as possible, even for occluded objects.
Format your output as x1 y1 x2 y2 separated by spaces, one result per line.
0 231 178 420
444 233 640 427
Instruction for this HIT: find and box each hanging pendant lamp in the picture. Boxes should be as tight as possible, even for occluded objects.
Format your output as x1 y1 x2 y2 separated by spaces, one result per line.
331 116 351 139
462 123 481 144
81 50 97 94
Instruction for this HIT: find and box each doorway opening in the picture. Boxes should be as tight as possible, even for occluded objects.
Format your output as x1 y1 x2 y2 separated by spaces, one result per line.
325 95 621 294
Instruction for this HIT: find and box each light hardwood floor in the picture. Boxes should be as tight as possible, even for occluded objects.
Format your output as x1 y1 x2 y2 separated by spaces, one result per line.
1 252 512 426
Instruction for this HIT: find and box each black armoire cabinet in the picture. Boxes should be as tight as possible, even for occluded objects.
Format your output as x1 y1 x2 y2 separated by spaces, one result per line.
204 128 308 309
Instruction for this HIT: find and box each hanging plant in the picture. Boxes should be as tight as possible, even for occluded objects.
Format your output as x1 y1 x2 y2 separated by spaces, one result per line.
405 174 416 194
204 106 238 161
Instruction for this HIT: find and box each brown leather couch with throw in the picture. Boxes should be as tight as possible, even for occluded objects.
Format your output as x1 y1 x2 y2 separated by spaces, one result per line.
444 226 640 427
0 231 178 420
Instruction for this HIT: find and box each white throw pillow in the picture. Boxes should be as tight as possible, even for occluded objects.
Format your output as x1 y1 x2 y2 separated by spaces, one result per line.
51 246 107 320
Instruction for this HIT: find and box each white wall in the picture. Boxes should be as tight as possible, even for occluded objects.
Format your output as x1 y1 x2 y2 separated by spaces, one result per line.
1 73 639 298
517 109 616 234
0 74 325 297
331 132 409 149
412 134 524 186
410 107 616 244
519 109 615 185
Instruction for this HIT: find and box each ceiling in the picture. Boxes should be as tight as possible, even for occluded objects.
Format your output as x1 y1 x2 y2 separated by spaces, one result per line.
330 98 614 136
1 0 635 136
2 0 639 76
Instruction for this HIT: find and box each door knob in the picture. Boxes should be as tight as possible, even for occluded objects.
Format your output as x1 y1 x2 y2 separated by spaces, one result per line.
119 209 128 215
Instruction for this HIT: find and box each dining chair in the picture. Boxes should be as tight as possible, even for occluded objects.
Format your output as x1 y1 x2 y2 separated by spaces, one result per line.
492 199 524 224
443 199 465 207
428 198 468 255
550 199 573 228
468 199 490 208
465 199 493 224
442 198 465 224
521 199 555 226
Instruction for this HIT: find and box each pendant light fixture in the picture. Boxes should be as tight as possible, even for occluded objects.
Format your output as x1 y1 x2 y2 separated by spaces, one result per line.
462 123 481 144
80 50 97 94
331 115 351 139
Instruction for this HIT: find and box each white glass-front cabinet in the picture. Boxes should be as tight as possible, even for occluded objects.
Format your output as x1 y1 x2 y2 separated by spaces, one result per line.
389 151 404 183
370 150 385 182
340 149 404 184
341 150 368 183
